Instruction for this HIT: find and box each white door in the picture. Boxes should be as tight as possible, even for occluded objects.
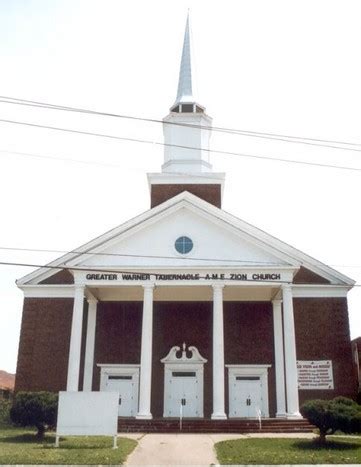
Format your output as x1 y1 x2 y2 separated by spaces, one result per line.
105 375 137 417
229 377 262 418
165 371 200 417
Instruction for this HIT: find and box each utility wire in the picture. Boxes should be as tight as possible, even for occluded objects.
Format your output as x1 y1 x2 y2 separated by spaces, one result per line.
0 148 225 182
1 118 361 173
1 260 357 286
1 95 360 152
0 246 283 265
1 246 360 269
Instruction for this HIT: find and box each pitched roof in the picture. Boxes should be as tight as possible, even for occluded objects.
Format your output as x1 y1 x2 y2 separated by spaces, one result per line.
17 191 354 287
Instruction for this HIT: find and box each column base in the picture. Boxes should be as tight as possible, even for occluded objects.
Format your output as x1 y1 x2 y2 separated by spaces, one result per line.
285 412 302 419
276 412 288 418
211 413 227 420
136 413 153 420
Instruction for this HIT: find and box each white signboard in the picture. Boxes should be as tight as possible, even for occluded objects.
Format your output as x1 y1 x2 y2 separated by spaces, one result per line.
297 360 334 390
56 391 119 446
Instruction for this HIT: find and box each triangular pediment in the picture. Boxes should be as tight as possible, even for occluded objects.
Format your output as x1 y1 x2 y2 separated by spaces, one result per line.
18 192 354 286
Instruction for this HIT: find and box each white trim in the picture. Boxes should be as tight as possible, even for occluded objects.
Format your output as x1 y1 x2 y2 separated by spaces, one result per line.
97 364 141 368
17 191 354 287
20 285 75 298
18 283 351 299
226 365 271 418
292 285 350 297
147 172 225 186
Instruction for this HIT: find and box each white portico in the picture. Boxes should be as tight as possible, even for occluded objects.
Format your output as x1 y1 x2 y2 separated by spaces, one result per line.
63 266 301 420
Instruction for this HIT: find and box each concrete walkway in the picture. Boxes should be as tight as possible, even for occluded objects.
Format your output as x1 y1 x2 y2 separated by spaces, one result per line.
123 433 218 466
122 432 317 466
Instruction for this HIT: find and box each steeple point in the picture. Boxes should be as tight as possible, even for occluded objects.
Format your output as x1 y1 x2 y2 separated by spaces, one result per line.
171 12 205 113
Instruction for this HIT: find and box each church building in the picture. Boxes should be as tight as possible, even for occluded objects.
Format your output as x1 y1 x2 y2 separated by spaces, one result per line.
15 16 356 424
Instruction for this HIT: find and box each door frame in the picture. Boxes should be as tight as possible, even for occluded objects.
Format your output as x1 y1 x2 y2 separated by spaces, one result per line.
161 345 207 418
226 364 271 418
98 364 140 417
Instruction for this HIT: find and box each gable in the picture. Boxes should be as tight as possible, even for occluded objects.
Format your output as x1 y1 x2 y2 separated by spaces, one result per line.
17 191 354 286
76 206 291 269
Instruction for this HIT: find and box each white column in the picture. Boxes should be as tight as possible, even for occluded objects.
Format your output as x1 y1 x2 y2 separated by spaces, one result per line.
136 285 154 419
282 284 301 418
211 284 227 419
83 298 98 391
272 299 286 417
67 285 85 391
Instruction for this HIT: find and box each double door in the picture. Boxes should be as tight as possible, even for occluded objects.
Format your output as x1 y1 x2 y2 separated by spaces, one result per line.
100 366 139 417
164 370 201 417
229 376 262 418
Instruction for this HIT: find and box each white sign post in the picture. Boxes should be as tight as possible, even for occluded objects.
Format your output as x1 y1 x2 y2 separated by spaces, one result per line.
55 391 119 448
297 360 334 390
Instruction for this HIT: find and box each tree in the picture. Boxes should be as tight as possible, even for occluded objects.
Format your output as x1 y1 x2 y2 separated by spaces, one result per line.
300 397 361 443
10 392 58 438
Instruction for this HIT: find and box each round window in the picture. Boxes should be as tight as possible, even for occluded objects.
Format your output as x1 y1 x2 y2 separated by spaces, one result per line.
175 236 193 254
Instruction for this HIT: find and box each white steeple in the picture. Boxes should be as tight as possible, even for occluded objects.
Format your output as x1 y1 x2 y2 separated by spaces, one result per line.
147 13 225 206
174 12 196 106
162 12 214 173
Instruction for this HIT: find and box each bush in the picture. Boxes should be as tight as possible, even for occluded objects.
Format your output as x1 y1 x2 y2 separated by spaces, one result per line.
301 397 361 443
0 399 12 426
10 392 58 438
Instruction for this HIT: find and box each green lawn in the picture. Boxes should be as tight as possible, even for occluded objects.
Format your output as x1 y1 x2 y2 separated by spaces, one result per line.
0 426 137 465
215 436 361 465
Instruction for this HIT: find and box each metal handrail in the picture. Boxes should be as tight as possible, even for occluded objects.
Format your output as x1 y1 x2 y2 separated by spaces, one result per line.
179 402 183 431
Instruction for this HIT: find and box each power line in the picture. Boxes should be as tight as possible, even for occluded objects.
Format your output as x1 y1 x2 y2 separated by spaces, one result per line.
1 260 292 284
0 148 223 182
0 246 283 265
1 118 361 173
1 95 360 152
1 245 360 269
1 260 358 286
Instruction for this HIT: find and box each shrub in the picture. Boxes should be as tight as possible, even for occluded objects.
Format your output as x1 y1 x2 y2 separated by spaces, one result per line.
0 399 12 426
301 397 361 443
10 392 58 438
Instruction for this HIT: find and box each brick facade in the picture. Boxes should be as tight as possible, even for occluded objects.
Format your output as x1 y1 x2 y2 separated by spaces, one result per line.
15 298 74 392
15 294 355 415
150 184 222 208
294 297 357 403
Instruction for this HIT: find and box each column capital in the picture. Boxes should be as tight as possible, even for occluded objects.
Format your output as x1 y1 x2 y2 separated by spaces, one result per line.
74 284 85 292
143 284 155 290
87 297 98 305
212 283 225 291
272 298 282 306
282 283 292 292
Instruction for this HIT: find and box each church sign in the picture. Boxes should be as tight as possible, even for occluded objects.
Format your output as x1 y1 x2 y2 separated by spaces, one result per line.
84 271 284 282
297 360 334 390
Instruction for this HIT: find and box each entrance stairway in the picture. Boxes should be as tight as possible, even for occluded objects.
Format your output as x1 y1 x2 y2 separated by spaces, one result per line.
118 418 314 433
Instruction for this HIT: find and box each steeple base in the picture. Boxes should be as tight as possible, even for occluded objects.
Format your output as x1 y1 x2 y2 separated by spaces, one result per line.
148 173 225 209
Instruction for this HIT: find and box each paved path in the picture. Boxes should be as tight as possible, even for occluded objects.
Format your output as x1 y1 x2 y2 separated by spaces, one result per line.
122 432 318 466
123 433 218 466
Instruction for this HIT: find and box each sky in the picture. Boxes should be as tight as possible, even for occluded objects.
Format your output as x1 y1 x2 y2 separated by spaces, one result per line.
0 0 360 374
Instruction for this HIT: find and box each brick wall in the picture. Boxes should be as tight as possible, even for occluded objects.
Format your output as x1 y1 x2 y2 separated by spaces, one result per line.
294 297 357 404
150 184 222 208
15 298 74 392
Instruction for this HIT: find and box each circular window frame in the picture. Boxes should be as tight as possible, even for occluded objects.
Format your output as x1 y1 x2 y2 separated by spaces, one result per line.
174 236 194 255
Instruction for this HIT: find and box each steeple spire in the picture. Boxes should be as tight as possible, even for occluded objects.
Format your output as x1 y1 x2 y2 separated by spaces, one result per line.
175 12 194 105
171 12 204 113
